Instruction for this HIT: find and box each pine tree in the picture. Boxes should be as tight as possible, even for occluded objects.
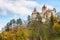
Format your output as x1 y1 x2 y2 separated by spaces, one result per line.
28 15 30 22
16 18 22 25
27 15 31 24
10 19 16 24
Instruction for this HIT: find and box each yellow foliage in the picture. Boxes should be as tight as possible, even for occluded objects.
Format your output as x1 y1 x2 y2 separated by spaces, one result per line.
50 16 57 21
3 27 29 40
16 28 29 40
3 31 17 40
4 31 11 40
53 22 60 28
23 29 29 37
11 33 16 37
53 16 57 20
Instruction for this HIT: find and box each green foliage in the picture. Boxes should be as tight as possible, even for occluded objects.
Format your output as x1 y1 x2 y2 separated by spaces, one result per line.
9 19 16 26
5 18 22 31
37 12 42 23
28 15 30 22
16 18 22 25
50 13 54 26
28 19 50 40
5 19 16 31
5 22 10 31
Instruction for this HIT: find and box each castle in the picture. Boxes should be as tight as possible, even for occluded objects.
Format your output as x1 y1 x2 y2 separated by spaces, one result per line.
31 5 57 23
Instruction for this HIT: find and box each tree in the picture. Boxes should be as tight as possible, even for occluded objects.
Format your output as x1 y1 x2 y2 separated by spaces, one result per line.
3 31 11 40
5 19 16 31
5 22 10 31
28 20 45 40
10 19 16 24
53 22 60 36
49 12 54 40
16 18 22 25
16 27 29 40
28 15 30 22
37 12 42 23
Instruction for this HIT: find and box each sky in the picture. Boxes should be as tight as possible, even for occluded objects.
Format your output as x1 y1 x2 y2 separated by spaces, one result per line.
0 0 60 31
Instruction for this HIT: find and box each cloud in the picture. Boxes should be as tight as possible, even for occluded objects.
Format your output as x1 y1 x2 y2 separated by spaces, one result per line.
0 0 41 16
0 0 54 16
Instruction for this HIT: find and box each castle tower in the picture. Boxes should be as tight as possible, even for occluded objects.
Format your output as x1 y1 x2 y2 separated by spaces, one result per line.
42 5 46 14
41 5 47 23
53 8 56 12
32 8 37 20
33 7 37 14
52 8 56 16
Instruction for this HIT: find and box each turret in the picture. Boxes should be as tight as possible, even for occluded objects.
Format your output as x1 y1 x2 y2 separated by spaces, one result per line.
42 5 46 12
51 8 56 16
33 7 37 14
32 8 37 20
53 8 56 13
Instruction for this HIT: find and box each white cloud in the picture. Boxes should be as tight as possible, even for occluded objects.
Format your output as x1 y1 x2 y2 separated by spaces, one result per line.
2 9 7 16
0 0 54 16
0 0 41 16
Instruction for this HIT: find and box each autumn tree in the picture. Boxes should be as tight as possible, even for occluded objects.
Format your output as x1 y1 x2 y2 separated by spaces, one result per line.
16 27 29 40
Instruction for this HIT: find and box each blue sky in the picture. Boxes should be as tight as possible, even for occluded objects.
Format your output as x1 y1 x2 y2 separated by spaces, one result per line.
0 0 60 31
